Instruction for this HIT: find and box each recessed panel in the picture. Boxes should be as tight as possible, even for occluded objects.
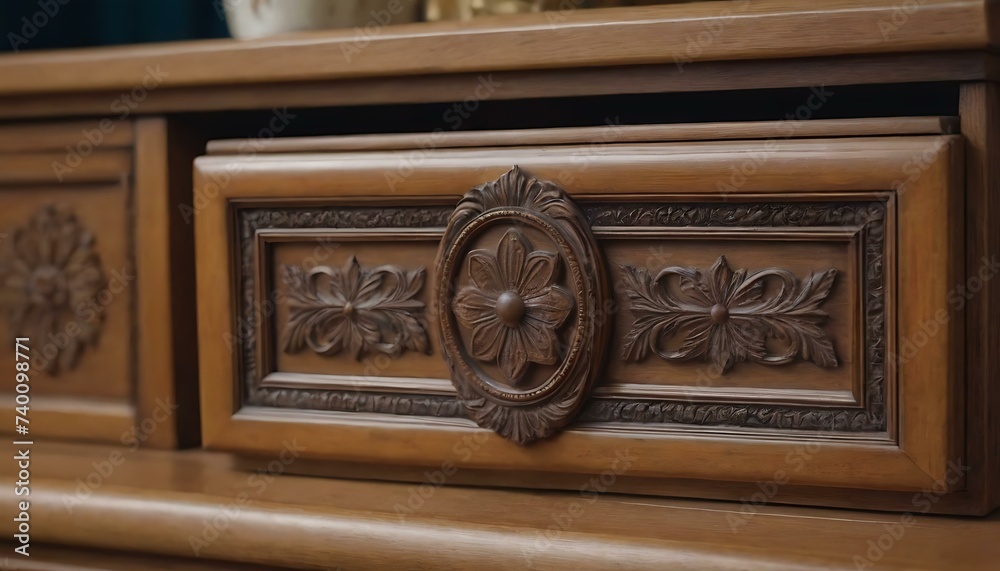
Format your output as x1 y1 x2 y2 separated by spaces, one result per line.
600 236 859 400
0 184 133 400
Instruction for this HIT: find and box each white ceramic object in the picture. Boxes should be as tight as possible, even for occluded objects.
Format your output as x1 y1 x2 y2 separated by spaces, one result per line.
224 0 421 40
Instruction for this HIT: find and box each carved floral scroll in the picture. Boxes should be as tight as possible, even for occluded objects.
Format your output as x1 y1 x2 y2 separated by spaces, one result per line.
0 205 107 375
620 255 839 373
281 256 429 360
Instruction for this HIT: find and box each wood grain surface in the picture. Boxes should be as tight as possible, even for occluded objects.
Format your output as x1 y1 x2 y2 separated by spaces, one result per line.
2 442 998 570
0 0 994 99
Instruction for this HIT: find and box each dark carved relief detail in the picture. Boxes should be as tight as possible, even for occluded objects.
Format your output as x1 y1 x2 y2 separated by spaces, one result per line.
586 203 880 228
437 167 607 444
453 228 574 385
238 206 456 412
238 202 887 434
253 389 466 417
282 256 429 360
0 205 107 374
620 255 839 373
580 201 887 432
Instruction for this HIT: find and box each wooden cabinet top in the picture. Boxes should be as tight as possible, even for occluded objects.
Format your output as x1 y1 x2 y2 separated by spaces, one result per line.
0 0 996 120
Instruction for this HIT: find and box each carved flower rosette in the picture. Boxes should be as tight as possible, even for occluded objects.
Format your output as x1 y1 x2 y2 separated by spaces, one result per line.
435 167 608 445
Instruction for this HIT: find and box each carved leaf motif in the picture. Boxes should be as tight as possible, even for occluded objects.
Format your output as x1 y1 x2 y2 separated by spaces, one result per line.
241 202 883 434
620 255 838 373
281 256 429 360
0 204 107 375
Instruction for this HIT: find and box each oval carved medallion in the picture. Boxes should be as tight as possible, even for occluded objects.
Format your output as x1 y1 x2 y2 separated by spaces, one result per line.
435 167 608 444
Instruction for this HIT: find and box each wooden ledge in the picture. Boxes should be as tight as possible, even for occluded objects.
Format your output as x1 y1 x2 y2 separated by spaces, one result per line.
0 0 995 98
2 443 998 570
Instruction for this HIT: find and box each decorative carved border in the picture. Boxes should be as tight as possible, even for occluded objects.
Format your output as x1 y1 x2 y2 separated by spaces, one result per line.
238 201 887 433
579 202 887 432
238 206 456 411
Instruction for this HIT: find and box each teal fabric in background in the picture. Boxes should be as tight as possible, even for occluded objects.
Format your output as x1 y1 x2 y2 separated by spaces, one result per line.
1 0 230 53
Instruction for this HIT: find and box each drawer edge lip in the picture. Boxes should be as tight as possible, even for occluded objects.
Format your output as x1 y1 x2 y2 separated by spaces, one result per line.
205 117 961 156
210 407 925 491
18 456 994 570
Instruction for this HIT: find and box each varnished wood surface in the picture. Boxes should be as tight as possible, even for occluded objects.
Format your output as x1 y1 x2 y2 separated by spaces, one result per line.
196 135 975 510
959 83 1000 513
2 545 288 570
0 120 132 153
0 396 134 443
0 152 131 185
0 0 993 99
0 52 994 121
133 118 203 449
1 443 997 570
207 116 959 155
0 118 200 449
194 137 959 198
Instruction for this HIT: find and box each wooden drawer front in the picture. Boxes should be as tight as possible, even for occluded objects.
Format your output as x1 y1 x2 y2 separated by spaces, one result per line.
0 119 196 448
196 133 965 510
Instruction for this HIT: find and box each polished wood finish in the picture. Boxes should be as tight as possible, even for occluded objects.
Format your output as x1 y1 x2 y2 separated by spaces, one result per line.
959 82 1000 515
0 0 992 97
0 53 993 121
6 545 287 570
0 120 133 153
0 119 199 448
437 167 607 444
3 443 999 570
2 1 999 566
193 137 957 197
207 117 959 155
195 133 976 511
133 118 202 449
0 129 135 444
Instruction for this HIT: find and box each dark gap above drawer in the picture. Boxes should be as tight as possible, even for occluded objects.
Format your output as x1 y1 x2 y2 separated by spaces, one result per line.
178 81 959 142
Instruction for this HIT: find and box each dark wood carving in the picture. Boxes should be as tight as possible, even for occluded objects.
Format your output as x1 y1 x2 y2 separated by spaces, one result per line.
436 167 608 444
237 202 886 434
0 204 107 374
620 255 839 373
580 201 886 432
281 256 429 360
453 228 574 384
237 206 452 406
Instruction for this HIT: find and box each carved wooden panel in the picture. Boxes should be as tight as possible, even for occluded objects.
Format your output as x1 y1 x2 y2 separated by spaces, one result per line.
619 255 839 373
0 188 133 401
236 202 886 426
435 167 607 444
239 209 455 411
0 204 107 375
281 256 429 360
236 199 887 435
583 202 887 432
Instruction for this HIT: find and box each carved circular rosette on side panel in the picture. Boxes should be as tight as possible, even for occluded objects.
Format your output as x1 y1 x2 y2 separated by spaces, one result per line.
435 166 608 445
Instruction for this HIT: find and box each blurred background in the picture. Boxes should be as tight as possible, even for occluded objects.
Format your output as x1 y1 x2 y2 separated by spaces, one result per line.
0 0 678 52
0 0 229 52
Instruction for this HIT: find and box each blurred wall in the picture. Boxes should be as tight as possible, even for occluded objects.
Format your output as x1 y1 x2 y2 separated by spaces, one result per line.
1 0 230 52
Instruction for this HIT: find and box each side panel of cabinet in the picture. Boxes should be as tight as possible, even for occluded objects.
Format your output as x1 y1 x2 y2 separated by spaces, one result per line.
0 119 199 448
